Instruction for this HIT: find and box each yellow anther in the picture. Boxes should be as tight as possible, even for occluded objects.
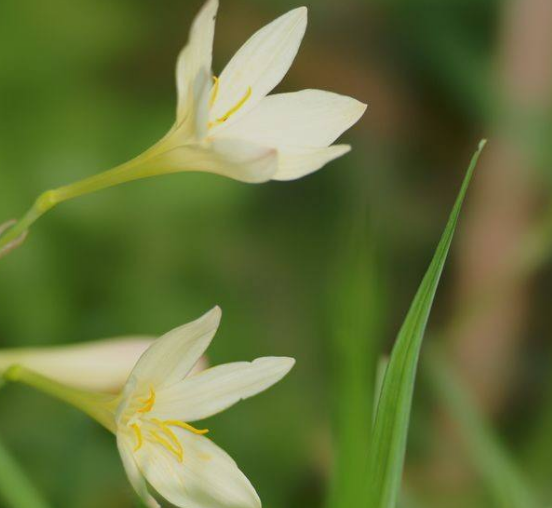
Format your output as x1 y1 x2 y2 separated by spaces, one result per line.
209 86 252 128
165 420 209 436
209 76 220 108
131 424 144 452
137 388 156 414
150 430 183 462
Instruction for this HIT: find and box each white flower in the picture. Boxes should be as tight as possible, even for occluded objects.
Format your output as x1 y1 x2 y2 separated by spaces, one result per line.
0 1 367 256
115 307 294 508
4 308 294 508
119 0 367 185
110 307 291 508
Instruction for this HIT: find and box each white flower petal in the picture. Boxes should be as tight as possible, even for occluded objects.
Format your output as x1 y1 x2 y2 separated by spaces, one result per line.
273 145 351 181
118 435 161 508
215 89 366 149
134 431 260 508
126 307 221 394
193 67 213 140
151 138 278 183
209 7 307 131
208 138 278 182
176 0 219 122
0 338 153 393
152 357 295 422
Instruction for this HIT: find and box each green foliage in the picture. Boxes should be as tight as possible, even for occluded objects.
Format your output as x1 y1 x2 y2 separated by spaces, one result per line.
326 198 384 508
0 435 51 508
367 142 485 508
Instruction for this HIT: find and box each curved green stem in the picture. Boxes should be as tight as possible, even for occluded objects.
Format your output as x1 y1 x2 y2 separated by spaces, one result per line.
0 192 57 251
0 130 204 257
0 151 159 254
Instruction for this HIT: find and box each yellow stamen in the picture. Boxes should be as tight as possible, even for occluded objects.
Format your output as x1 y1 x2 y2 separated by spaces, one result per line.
209 86 252 128
150 430 183 462
151 419 184 451
165 420 209 435
137 388 156 413
131 424 144 452
209 76 220 108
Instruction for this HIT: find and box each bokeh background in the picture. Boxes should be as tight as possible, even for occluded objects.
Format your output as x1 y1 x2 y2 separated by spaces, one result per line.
1 0 552 507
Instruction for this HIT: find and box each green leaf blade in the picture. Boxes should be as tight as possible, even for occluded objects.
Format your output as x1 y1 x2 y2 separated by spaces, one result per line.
367 140 487 508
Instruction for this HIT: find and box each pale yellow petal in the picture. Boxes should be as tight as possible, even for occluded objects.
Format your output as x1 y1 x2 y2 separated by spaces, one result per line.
0 338 153 393
150 138 278 183
152 357 295 422
118 434 161 508
133 431 260 508
274 145 351 181
193 67 213 139
215 89 366 148
209 7 307 132
176 0 219 122
123 307 221 399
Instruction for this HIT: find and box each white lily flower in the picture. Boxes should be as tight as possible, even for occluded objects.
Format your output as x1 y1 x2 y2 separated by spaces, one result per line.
4 307 294 508
143 0 366 183
0 1 367 255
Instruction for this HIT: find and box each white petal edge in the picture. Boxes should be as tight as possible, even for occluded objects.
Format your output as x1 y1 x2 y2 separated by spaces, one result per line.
209 7 307 131
118 435 161 508
133 430 261 508
214 89 367 149
152 357 295 422
122 307 222 402
176 0 219 122
273 145 352 181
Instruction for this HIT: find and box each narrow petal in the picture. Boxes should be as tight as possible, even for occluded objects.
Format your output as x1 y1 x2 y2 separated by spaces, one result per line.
126 307 221 394
134 431 260 508
151 138 278 183
152 357 295 422
209 7 307 131
193 67 213 140
0 338 153 393
176 0 219 122
118 435 161 508
273 145 351 181
215 89 366 148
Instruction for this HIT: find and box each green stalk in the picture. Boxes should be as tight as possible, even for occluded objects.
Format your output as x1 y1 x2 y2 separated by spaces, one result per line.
0 127 189 255
0 150 158 254
3 365 118 433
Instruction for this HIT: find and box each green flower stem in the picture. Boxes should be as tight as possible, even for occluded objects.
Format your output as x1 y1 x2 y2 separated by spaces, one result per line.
52 151 162 203
3 365 118 433
0 146 166 254
0 436 52 508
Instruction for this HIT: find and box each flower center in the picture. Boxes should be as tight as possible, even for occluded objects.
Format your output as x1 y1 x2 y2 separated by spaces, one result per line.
208 75 252 129
128 387 208 463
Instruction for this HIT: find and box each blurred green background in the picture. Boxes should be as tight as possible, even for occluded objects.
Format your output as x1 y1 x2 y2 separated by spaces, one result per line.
1 0 552 507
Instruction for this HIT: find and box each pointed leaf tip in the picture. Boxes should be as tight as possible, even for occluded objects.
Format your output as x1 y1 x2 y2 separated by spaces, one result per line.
367 141 484 508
